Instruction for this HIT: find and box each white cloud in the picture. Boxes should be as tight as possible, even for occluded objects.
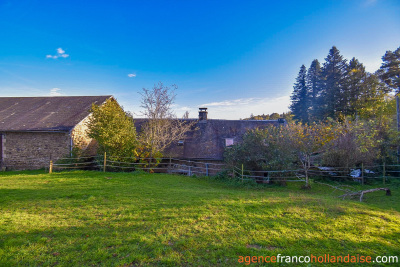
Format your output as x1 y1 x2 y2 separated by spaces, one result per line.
50 88 62 96
200 96 291 120
165 96 291 120
57 48 65 54
128 73 136 78
203 98 258 107
121 94 291 120
176 106 191 111
46 47 69 59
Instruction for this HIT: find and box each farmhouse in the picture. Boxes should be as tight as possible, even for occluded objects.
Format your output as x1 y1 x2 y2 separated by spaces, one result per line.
135 108 286 161
0 96 113 170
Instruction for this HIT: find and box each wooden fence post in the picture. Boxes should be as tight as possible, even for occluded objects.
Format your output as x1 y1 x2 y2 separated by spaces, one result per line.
383 162 386 185
241 164 244 183
205 163 209 177
103 152 107 173
49 160 53 174
361 162 364 185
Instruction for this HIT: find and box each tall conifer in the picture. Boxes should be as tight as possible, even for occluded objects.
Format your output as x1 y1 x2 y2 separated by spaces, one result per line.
306 59 322 121
343 57 367 116
380 46 400 93
317 46 348 120
290 65 310 123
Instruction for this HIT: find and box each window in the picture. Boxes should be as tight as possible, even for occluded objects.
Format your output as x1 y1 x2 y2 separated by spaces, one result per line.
225 138 234 147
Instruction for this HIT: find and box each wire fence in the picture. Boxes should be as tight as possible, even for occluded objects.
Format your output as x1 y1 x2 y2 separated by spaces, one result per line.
51 154 227 176
48 154 400 185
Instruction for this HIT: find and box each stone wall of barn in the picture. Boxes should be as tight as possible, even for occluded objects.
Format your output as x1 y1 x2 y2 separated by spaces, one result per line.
1 132 71 170
71 116 98 156
162 119 282 160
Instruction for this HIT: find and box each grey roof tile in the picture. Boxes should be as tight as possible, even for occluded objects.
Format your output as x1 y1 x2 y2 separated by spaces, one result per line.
0 96 112 131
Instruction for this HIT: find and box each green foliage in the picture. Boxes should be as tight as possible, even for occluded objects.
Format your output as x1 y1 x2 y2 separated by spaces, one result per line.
356 74 392 119
288 122 337 187
322 120 378 168
225 123 336 187
86 98 138 160
245 112 293 122
319 113 400 168
225 126 295 172
226 118 400 187
379 46 400 92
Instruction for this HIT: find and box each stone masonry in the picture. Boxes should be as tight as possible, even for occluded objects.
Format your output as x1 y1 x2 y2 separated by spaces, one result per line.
3 118 97 170
2 132 71 170
71 115 98 155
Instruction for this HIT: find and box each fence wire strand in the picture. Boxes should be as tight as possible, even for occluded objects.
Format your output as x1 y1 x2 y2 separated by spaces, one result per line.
46 156 400 184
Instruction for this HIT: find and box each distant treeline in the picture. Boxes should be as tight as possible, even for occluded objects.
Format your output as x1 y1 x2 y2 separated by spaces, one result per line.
245 112 292 121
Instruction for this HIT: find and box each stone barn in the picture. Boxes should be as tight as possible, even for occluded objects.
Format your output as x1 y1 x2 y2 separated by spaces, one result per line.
0 95 113 170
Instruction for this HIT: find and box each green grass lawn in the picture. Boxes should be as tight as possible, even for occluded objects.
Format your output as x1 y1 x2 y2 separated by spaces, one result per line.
0 170 399 266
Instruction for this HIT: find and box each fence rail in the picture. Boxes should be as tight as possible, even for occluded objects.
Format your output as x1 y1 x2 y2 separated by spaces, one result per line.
47 154 400 185
50 154 226 176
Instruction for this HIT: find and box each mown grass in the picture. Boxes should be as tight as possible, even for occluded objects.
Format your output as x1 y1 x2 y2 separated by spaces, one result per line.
0 170 399 266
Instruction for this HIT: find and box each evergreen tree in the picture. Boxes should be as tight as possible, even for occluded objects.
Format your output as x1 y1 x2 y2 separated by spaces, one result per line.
343 57 367 117
357 73 391 119
379 46 400 93
290 65 310 123
317 46 348 120
306 59 322 121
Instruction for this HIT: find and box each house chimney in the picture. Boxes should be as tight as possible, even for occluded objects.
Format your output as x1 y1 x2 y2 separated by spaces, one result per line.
199 107 208 121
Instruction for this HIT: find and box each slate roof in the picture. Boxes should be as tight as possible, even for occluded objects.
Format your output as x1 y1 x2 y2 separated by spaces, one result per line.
134 118 284 160
0 96 112 132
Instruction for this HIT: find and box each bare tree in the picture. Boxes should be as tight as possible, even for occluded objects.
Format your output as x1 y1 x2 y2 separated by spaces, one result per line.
139 82 195 160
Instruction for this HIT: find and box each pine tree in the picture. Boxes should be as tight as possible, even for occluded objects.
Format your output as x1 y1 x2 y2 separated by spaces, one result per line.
306 59 322 121
379 46 400 141
343 57 367 117
379 46 400 93
317 46 348 120
290 65 310 123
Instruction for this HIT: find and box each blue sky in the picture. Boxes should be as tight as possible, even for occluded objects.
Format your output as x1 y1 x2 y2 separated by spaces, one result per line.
0 0 399 119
